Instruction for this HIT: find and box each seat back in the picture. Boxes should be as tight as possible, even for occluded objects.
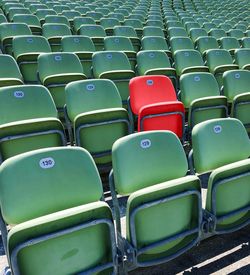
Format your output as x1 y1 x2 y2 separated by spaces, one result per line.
208 28 226 39
170 36 194 53
13 35 51 58
112 131 188 195
168 27 188 38
143 26 165 37
129 75 177 115
0 85 57 124
79 24 106 37
174 49 204 76
223 70 250 103
180 72 220 108
73 17 96 33
206 49 234 72
228 29 244 39
44 15 70 27
113 26 138 38
104 36 134 51
189 28 208 42
12 14 41 27
65 79 122 122
92 51 132 78
0 22 31 40
235 49 250 69
141 36 169 51
42 23 71 38
0 55 23 82
196 36 219 54
61 35 95 52
192 118 250 174
220 37 241 51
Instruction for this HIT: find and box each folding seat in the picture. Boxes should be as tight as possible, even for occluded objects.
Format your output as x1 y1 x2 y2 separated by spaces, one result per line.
104 36 136 69
109 131 201 269
189 118 250 233
189 28 208 43
208 28 227 40
166 20 183 29
195 36 219 57
128 75 185 138
0 55 23 87
124 19 143 38
61 10 81 28
145 19 164 30
234 24 247 32
85 11 103 24
100 18 120 36
219 37 241 55
0 146 117 274
228 29 244 39
206 49 238 86
12 36 51 83
174 49 209 77
73 16 96 34
0 23 32 55
141 36 172 59
42 23 71 51
142 26 165 38
95 7 110 17
35 9 57 24
184 22 200 33
29 3 48 13
129 13 145 23
92 51 135 106
74 6 91 16
3 3 24 15
168 27 189 38
202 22 216 32
61 34 95 77
12 14 42 35
44 14 70 28
242 37 250 48
219 23 233 32
52 4 70 14
147 15 162 21
0 85 66 161
234 49 250 70
7 7 31 21
65 79 131 170
79 25 106 51
107 12 125 24
113 26 140 52
38 53 87 116
179 72 228 130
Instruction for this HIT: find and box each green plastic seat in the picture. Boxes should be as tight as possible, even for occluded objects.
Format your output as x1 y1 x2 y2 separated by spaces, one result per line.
0 14 7 24
190 28 208 43
29 4 48 13
0 147 116 274
74 6 91 16
42 23 71 52
242 37 250 48
85 11 103 24
228 29 244 39
35 9 57 24
95 7 110 16
124 19 143 38
143 26 165 38
206 49 239 86
170 37 194 54
190 118 250 233
185 22 200 33
141 36 171 58
222 70 250 103
219 37 241 55
44 15 70 28
12 14 41 35
166 20 183 29
0 85 66 161
136 50 177 87
202 22 217 32
52 4 70 14
110 131 201 267
61 10 81 24
38 53 86 114
180 72 227 129
92 51 135 105
235 49 250 70
8 7 31 21
113 26 140 52
73 16 96 34
104 36 136 69
0 55 23 87
145 19 164 29
61 35 95 78
208 28 227 40
0 23 32 54
195 36 219 57
168 27 188 38
79 24 106 51
100 18 120 36
13 35 51 83
174 49 209 77
65 79 130 169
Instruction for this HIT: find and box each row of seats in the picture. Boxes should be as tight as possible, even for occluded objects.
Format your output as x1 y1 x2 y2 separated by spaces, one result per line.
0 118 249 274
0 74 249 171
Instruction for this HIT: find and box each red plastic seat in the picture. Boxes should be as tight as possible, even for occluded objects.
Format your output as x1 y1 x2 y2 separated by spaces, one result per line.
129 75 185 139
